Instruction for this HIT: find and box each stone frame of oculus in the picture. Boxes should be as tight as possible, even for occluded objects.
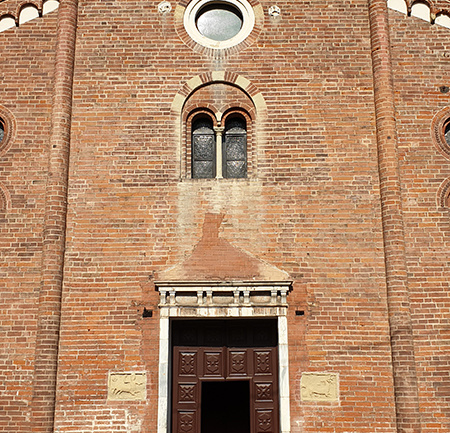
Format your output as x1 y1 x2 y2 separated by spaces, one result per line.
184 0 255 49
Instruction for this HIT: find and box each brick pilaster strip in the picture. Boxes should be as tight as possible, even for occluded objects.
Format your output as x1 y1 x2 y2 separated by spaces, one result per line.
31 0 79 431
368 1 422 432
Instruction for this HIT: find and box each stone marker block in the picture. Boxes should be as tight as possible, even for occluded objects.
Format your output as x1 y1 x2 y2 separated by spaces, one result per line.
108 372 146 401
300 372 338 402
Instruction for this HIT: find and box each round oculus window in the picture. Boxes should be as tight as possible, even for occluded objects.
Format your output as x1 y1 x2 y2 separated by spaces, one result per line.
184 0 255 49
0 120 4 144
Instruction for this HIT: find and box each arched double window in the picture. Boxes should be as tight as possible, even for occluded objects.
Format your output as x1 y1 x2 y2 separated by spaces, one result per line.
191 112 247 179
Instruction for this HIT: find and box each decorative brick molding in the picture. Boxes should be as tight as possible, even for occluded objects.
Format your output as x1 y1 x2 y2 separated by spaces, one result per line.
0 104 15 157
431 106 450 159
171 71 267 116
0 181 11 210
0 105 15 210
437 177 450 208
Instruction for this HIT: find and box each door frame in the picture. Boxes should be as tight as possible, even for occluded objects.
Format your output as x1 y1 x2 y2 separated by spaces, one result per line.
155 281 292 433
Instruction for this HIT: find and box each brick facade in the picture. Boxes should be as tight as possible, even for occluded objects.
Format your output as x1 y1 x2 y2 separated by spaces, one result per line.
0 1 448 432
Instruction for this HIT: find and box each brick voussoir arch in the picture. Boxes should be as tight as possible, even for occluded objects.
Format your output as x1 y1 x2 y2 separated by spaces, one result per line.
0 104 16 158
431 106 450 159
171 72 267 117
437 178 450 208
0 181 11 211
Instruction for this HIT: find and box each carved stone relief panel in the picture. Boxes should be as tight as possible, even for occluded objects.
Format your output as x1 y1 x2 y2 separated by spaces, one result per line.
107 372 146 401
300 372 339 402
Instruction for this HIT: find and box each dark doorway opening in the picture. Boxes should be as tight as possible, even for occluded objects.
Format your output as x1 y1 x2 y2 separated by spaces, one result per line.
201 381 250 433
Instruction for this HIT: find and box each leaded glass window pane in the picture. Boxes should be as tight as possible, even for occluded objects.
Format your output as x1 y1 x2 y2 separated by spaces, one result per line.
0 120 4 144
192 117 215 179
223 116 247 178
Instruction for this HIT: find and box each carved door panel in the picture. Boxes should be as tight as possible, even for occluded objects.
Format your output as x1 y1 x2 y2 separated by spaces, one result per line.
172 348 200 433
252 349 278 433
172 347 278 433
172 319 278 433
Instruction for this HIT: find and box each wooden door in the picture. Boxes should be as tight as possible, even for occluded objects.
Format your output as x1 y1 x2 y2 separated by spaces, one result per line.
171 319 279 433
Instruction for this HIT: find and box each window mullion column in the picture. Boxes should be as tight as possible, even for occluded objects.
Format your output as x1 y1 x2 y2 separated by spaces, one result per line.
214 125 225 178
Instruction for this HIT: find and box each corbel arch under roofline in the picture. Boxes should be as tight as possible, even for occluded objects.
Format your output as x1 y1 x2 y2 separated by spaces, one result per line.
388 0 450 27
0 0 59 32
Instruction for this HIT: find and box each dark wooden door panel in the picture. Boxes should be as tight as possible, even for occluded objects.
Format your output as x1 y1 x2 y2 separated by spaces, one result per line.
202 349 225 378
228 350 249 377
172 320 279 433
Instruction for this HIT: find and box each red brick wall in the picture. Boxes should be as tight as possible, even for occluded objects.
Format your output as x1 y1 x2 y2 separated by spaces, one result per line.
0 11 57 433
0 0 448 432
389 8 450 433
53 1 397 431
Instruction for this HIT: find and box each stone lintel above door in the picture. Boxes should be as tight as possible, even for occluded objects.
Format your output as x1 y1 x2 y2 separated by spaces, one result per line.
155 281 292 317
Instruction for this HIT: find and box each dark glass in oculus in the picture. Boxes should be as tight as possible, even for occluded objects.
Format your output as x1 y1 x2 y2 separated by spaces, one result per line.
196 4 243 41
445 120 450 146
0 120 4 144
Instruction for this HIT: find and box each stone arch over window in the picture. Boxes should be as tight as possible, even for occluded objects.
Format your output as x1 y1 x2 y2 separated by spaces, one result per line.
172 72 265 179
